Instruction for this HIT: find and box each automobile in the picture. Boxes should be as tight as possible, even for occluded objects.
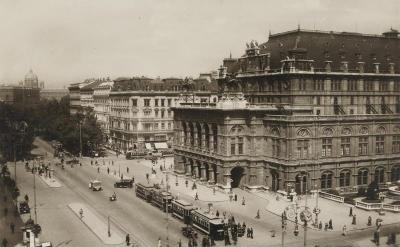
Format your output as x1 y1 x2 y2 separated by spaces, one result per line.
19 201 30 214
66 158 79 165
114 179 134 188
89 180 102 191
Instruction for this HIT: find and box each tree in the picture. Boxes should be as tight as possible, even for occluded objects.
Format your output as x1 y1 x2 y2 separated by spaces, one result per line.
366 180 380 201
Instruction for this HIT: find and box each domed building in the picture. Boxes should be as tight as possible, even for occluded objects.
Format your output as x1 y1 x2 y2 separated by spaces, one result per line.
24 69 39 88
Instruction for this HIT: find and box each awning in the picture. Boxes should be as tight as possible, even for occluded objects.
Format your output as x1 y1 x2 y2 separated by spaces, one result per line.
145 143 152 150
154 142 168 149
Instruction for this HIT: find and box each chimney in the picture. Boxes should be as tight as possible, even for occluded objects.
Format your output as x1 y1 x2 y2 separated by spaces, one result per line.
389 63 395 74
357 62 365 73
374 63 380 74
324 61 332 72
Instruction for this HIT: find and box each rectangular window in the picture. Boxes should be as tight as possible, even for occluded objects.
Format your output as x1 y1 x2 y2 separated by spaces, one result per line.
154 99 159 106
144 99 150 107
359 137 368 155
322 138 332 157
161 110 165 118
341 137 351 156
132 99 137 107
161 99 165 107
161 123 165 130
167 122 171 130
238 137 243 154
348 80 357 91
144 123 151 131
393 135 400 153
230 138 236 155
376 136 385 154
296 140 309 159
154 123 159 130
167 99 172 106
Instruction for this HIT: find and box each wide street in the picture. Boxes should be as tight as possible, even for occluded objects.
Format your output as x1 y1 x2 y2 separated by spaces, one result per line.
9 139 400 247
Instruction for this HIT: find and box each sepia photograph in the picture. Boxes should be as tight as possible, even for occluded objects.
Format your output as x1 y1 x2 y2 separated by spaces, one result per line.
0 0 400 246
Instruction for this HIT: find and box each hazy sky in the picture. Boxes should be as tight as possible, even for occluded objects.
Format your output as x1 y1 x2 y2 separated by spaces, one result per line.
1 0 399 88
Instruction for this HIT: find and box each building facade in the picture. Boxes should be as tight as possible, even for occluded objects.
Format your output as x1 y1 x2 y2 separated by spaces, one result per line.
173 28 400 194
24 69 39 88
93 80 114 140
109 76 217 153
0 86 40 105
40 89 69 101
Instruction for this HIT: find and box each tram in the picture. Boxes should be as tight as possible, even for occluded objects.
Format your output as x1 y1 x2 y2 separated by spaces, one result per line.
135 183 153 202
151 188 173 212
191 209 225 241
171 199 196 225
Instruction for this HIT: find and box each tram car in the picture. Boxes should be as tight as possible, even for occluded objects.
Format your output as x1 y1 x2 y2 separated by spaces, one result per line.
135 183 154 202
191 209 224 241
171 199 196 225
151 188 173 212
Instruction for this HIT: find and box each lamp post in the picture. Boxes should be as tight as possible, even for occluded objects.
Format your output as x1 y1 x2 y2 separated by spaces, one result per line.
281 212 287 247
313 184 321 228
79 122 82 158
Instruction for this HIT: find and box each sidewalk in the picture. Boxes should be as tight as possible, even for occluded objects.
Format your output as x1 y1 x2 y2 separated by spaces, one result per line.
68 202 125 245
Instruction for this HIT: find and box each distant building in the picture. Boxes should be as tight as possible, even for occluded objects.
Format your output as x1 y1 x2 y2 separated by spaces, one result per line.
93 79 114 140
24 69 39 88
68 79 95 114
40 89 69 101
0 86 40 105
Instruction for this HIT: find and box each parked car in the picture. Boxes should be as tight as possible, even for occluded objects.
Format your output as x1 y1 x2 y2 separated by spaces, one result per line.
114 179 134 188
89 180 102 191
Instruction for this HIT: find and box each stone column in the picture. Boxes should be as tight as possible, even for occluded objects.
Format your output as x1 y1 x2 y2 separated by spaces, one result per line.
186 163 192 176
201 132 206 149
186 124 191 146
208 166 215 183
194 129 198 147
193 163 199 179
209 134 214 152
200 164 207 181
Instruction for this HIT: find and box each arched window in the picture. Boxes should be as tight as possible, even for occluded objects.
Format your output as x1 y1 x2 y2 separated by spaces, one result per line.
339 170 351 187
391 166 400 182
357 169 369 185
374 167 385 184
321 172 333 189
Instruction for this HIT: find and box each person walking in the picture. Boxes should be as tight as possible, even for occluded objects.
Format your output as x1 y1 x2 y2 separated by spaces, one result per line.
216 210 219 217
125 234 130 246
127 167 129 173
342 225 347 236
195 192 199 200
250 227 254 239
10 222 15 234
79 208 83 219
368 216 372 226
97 167 100 173
234 194 237 201
319 221 323 230
349 207 353 217
329 219 333 230
107 167 110 174
213 187 216 195
242 197 245 206
255 209 260 219
352 214 357 225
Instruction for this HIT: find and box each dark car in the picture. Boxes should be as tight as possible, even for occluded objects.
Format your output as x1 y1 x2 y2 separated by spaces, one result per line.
19 201 30 214
114 179 134 188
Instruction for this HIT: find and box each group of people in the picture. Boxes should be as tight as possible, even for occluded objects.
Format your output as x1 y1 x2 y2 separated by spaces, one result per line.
318 219 333 231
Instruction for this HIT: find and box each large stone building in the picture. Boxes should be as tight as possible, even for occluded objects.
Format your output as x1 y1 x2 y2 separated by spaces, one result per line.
173 28 400 195
0 86 40 105
24 69 39 88
40 89 69 101
93 79 114 140
109 76 217 153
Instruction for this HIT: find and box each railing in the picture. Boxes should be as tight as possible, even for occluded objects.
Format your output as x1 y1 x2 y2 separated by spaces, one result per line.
319 191 345 203
355 201 400 212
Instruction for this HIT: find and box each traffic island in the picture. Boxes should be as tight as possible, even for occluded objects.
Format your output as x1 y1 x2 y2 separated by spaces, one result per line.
38 175 62 188
68 202 124 245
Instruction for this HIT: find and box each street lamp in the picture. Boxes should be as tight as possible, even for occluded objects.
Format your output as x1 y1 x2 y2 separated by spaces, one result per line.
313 184 321 228
281 212 287 247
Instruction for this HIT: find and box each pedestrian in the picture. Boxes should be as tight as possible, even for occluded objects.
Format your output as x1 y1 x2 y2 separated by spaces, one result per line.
342 225 347 236
329 219 333 230
352 214 357 225
178 239 182 247
2 238 7 247
127 167 129 173
246 228 250 238
195 192 199 200
107 167 110 174
97 167 100 173
319 221 322 230
158 237 162 247
10 222 14 234
79 162 82 166
213 187 216 195
368 216 372 226
91 160 93 165
324 223 328 231
125 234 130 246
234 194 237 201
250 227 254 239
24 194 29 202
349 207 353 217
255 209 260 219
79 208 83 219
185 180 188 188
216 210 220 217
242 196 245 205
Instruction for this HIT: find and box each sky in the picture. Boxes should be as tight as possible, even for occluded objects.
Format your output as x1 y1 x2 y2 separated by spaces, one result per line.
0 0 399 89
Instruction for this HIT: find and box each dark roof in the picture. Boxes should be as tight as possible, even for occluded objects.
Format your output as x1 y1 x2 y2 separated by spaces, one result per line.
80 80 103 91
260 29 400 73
